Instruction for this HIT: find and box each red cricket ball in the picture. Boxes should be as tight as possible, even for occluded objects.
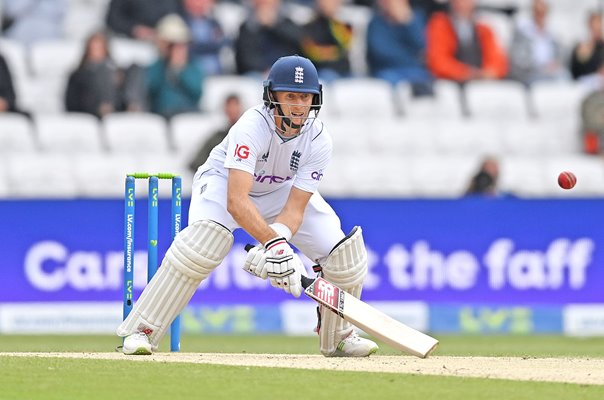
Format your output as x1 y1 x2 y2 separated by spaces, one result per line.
558 171 577 190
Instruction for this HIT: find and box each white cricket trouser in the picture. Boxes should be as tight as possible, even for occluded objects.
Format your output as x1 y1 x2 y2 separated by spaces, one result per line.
189 168 345 263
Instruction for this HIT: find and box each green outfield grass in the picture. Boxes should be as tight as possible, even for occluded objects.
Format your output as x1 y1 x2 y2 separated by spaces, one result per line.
2 334 604 357
1 334 603 400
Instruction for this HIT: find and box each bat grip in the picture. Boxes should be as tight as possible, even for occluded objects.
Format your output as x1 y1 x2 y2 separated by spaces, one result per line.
300 275 314 289
243 243 314 289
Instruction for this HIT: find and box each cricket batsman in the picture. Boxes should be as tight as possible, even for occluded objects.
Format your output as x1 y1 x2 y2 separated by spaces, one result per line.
117 55 378 357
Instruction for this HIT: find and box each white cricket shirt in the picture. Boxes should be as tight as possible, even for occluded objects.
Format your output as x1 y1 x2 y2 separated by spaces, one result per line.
205 104 332 195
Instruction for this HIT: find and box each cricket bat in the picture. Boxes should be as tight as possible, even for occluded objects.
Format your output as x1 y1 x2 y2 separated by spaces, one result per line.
244 245 439 358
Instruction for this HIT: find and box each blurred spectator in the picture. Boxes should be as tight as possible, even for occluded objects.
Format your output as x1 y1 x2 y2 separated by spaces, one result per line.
465 156 500 196
1 0 66 46
181 0 229 76
508 0 568 86
301 0 353 83
426 0 508 82
580 90 604 154
65 32 144 118
0 52 21 114
188 93 242 173
146 14 203 118
410 0 447 19
570 11 604 81
367 0 433 96
106 0 181 40
234 0 303 76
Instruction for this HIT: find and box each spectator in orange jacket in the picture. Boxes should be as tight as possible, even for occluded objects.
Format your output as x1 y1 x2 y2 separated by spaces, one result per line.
426 0 508 82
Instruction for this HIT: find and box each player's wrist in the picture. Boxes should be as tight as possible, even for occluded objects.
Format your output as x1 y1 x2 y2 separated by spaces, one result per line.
263 236 288 250
269 222 292 241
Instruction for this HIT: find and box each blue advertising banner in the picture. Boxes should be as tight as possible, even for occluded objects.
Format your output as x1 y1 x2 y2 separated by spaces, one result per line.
1 198 602 305
429 304 563 334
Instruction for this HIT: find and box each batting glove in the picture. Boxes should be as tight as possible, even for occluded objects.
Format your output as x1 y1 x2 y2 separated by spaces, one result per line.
243 244 267 278
265 250 305 298
243 237 291 278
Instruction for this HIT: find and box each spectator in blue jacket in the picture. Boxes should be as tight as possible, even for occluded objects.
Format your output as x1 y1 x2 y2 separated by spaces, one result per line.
146 14 203 118
181 0 230 76
367 0 433 96
106 0 180 40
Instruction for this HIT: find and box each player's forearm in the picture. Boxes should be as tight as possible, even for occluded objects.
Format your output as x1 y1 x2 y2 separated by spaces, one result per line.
273 212 302 238
227 195 277 244
272 187 312 239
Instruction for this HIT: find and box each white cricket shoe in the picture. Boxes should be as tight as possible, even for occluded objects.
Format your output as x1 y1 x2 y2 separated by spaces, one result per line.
328 331 379 357
122 332 153 355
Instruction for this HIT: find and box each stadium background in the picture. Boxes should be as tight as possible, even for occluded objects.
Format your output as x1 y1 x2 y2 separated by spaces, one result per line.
1 0 604 343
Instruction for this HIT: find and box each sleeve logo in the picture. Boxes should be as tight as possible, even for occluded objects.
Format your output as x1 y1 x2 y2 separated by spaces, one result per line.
234 144 250 160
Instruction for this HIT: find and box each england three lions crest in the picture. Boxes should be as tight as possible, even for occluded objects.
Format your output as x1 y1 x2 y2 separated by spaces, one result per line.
294 67 304 83
290 150 301 172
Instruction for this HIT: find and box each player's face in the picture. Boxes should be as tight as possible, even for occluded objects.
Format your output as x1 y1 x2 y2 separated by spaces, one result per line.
274 91 314 127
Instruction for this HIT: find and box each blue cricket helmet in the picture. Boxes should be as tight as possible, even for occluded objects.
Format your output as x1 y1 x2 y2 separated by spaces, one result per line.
263 55 323 111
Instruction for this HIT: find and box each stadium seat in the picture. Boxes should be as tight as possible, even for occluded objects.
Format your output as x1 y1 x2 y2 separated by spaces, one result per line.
73 153 143 198
137 153 194 198
6 154 79 197
327 117 374 155
170 112 226 160
200 75 262 114
499 119 578 155
499 155 549 197
110 38 158 69
398 80 464 120
407 155 482 197
24 40 80 113
328 78 399 118
0 165 9 197
102 112 171 153
434 118 503 156
0 113 37 154
18 75 67 114
327 153 415 198
29 39 82 78
63 0 110 41
369 118 438 155
464 80 531 120
35 113 104 153
530 80 586 120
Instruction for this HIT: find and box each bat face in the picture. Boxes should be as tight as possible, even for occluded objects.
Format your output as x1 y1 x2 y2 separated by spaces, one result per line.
304 277 345 317
304 277 439 358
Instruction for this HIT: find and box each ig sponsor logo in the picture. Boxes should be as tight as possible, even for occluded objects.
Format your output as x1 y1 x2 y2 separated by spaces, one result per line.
234 144 250 160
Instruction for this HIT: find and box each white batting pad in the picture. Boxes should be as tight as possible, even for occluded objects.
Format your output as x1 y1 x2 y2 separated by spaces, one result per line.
117 220 233 347
319 226 368 356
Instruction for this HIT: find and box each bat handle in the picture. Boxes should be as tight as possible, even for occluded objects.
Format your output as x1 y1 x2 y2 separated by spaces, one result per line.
300 275 314 289
243 243 315 289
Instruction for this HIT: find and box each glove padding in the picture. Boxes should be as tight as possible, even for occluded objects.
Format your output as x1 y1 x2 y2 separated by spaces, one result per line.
243 237 292 279
265 250 304 298
243 237 304 297
243 244 268 278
